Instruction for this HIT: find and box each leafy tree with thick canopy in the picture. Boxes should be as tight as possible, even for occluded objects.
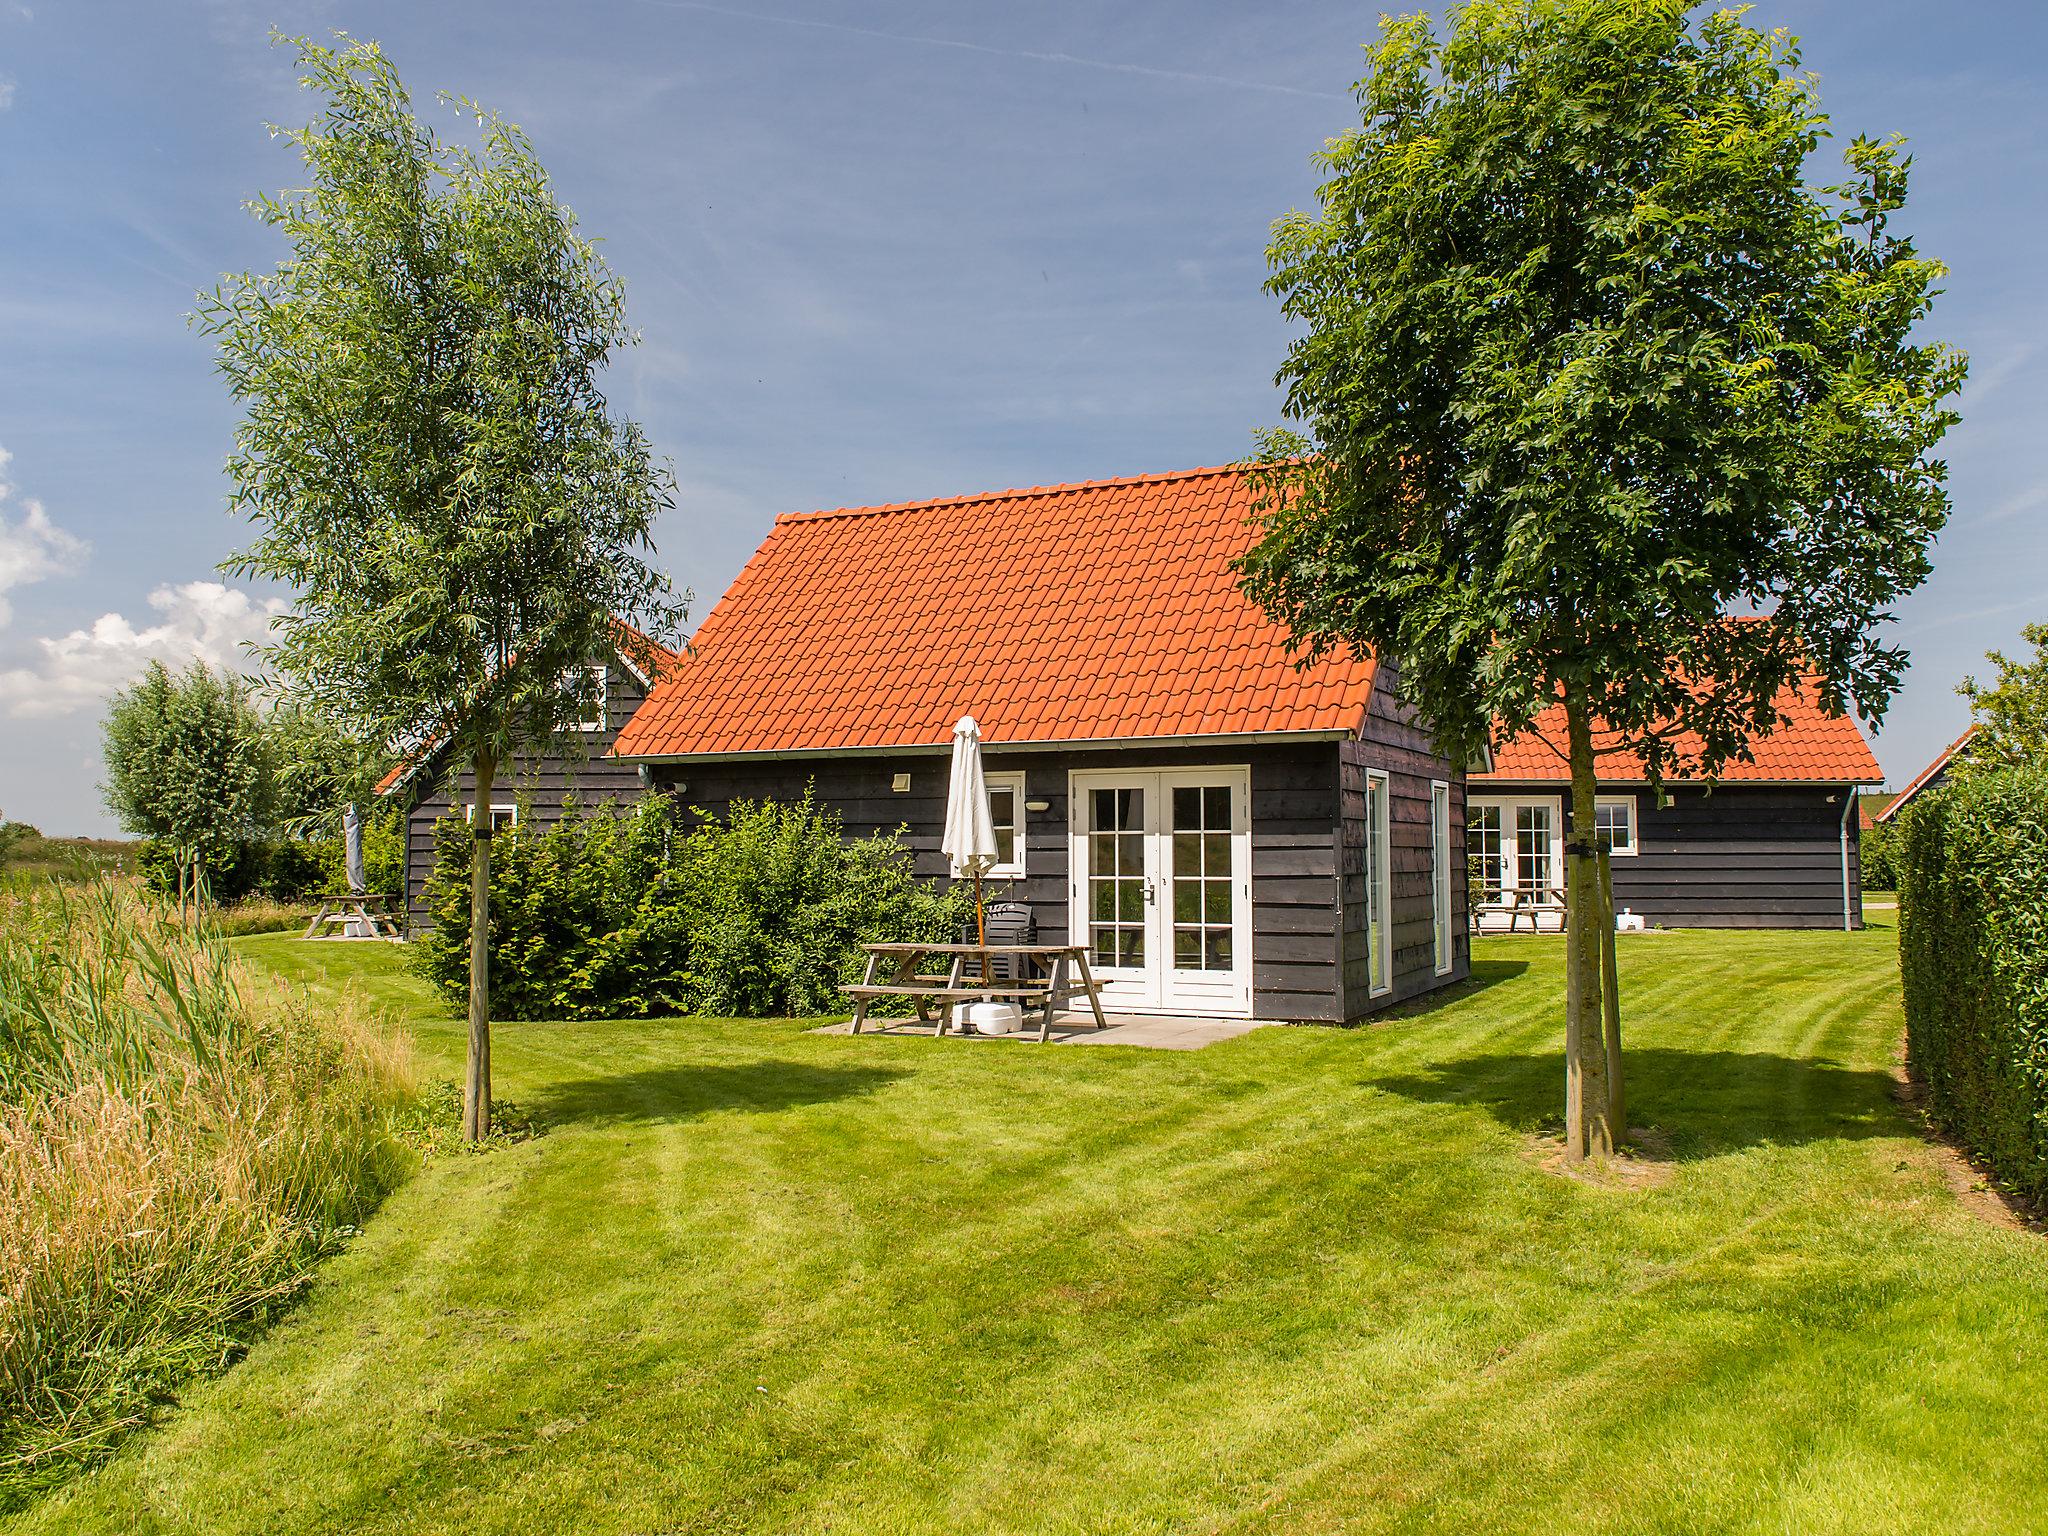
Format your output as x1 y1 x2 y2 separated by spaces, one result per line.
102 660 271 915
200 36 687 1139
264 696 397 834
1958 622 2048 772
1238 0 1963 1160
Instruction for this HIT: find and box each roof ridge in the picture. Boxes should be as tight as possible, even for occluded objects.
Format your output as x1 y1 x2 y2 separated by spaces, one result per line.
775 462 1252 525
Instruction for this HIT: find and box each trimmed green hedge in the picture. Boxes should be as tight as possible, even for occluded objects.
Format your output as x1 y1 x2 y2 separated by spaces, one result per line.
1897 765 2048 1201
414 791 970 1020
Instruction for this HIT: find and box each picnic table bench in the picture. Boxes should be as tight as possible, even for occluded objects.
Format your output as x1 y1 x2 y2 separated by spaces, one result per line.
300 891 404 940
843 942 1109 1042
1470 886 1567 934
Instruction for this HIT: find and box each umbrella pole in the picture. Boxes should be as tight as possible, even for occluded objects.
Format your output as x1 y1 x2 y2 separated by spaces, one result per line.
975 868 987 979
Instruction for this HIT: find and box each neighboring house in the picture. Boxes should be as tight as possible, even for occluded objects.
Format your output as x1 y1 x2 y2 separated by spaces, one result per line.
1873 724 1977 826
609 465 1471 1024
1470 695 1883 930
377 628 673 927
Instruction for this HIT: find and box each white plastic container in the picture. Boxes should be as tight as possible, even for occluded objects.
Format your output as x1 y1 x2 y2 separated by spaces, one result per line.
964 1002 1023 1036
1615 908 1646 933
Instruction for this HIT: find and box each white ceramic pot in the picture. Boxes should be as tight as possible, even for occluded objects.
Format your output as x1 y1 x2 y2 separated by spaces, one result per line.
965 1002 1023 1036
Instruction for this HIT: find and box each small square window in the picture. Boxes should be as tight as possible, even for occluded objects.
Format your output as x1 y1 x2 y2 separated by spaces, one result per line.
1594 797 1637 856
465 803 519 833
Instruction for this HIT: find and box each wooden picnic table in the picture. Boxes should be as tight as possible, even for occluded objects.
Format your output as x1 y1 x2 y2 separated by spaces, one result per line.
843 942 1109 1042
1470 886 1567 934
300 891 404 940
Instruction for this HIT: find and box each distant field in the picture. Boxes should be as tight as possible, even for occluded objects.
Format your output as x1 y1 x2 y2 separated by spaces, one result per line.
0 826 139 884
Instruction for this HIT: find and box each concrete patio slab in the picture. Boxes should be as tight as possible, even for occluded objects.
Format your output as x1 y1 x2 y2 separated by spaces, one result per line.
811 1011 1274 1051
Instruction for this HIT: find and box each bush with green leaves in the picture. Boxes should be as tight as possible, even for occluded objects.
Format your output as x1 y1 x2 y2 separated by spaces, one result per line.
1859 819 1900 892
1897 765 2048 1202
414 792 968 1020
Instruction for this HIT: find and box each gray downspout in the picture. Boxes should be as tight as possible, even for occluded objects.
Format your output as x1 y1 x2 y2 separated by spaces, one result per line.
1839 789 1856 932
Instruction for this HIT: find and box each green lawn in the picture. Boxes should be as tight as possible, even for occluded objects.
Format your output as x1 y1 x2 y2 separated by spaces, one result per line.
14 922 2047 1534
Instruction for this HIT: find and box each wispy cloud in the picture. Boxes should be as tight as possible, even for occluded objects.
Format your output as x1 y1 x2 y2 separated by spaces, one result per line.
0 74 16 111
627 0 1348 102
1979 477 2048 525
1964 342 2039 409
1894 595 2041 637
0 446 90 628
0 581 286 719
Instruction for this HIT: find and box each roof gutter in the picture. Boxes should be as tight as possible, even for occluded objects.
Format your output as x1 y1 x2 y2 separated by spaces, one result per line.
611 728 1357 766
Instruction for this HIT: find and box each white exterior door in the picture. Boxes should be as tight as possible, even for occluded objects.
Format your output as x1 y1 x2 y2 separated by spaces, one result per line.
1467 795 1565 931
1070 767 1252 1016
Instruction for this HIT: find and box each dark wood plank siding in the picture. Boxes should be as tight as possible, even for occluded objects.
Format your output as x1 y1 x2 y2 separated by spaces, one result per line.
1475 781 1862 930
1338 662 1471 1022
650 739 1358 1022
399 657 652 926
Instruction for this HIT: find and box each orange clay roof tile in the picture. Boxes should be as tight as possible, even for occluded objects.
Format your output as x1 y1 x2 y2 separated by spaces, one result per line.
611 465 1378 759
1476 691 1882 786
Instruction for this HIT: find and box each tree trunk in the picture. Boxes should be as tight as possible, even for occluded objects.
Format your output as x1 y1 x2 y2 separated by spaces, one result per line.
1562 690 1614 1162
1599 847 1625 1137
464 749 495 1143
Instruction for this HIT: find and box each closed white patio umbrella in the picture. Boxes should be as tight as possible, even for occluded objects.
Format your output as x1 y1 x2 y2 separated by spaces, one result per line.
940 714 1000 946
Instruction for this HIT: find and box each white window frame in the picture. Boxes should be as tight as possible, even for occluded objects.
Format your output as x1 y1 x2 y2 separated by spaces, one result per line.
465 802 519 833
1595 795 1638 856
570 664 609 732
985 770 1026 879
1367 769 1393 998
1431 779 1454 976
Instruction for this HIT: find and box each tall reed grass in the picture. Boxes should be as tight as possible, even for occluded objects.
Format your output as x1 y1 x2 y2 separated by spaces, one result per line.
0 883 415 1509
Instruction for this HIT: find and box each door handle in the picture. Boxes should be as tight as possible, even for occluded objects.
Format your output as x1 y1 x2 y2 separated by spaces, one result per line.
1145 879 1157 905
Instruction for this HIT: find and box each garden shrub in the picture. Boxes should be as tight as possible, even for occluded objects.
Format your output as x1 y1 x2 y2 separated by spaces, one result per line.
1897 765 2048 1202
136 823 404 906
414 791 967 1020
1860 819 1900 891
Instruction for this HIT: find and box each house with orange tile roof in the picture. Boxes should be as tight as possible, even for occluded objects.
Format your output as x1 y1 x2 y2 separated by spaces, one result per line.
609 465 1471 1023
1469 692 1884 931
1872 724 1976 826
380 625 677 924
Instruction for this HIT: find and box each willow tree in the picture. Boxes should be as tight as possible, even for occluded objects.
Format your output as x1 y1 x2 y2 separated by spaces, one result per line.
1238 0 1962 1161
201 36 686 1139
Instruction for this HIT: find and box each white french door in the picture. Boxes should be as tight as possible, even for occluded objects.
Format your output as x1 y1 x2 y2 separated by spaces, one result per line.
1069 767 1252 1016
1467 795 1565 931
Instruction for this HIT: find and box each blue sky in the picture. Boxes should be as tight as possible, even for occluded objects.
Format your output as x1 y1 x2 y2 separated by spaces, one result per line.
1 1 2042 835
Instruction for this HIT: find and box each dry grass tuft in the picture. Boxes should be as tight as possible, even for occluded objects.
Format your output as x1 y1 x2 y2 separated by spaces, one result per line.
0 883 415 1508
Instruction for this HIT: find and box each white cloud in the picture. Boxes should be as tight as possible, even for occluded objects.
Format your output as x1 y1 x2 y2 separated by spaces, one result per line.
0 75 14 112
0 445 90 627
0 581 287 718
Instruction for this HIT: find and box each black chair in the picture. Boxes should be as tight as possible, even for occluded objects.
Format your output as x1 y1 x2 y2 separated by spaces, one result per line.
965 900 1036 982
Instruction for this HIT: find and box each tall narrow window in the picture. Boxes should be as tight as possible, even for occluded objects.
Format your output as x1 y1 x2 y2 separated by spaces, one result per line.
985 771 1026 877
569 664 608 732
1367 770 1392 996
1431 780 1453 975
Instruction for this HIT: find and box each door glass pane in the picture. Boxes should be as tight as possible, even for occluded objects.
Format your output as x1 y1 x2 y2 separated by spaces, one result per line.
1467 805 1504 902
1088 785 1145 969
1516 805 1553 897
1171 781 1235 972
